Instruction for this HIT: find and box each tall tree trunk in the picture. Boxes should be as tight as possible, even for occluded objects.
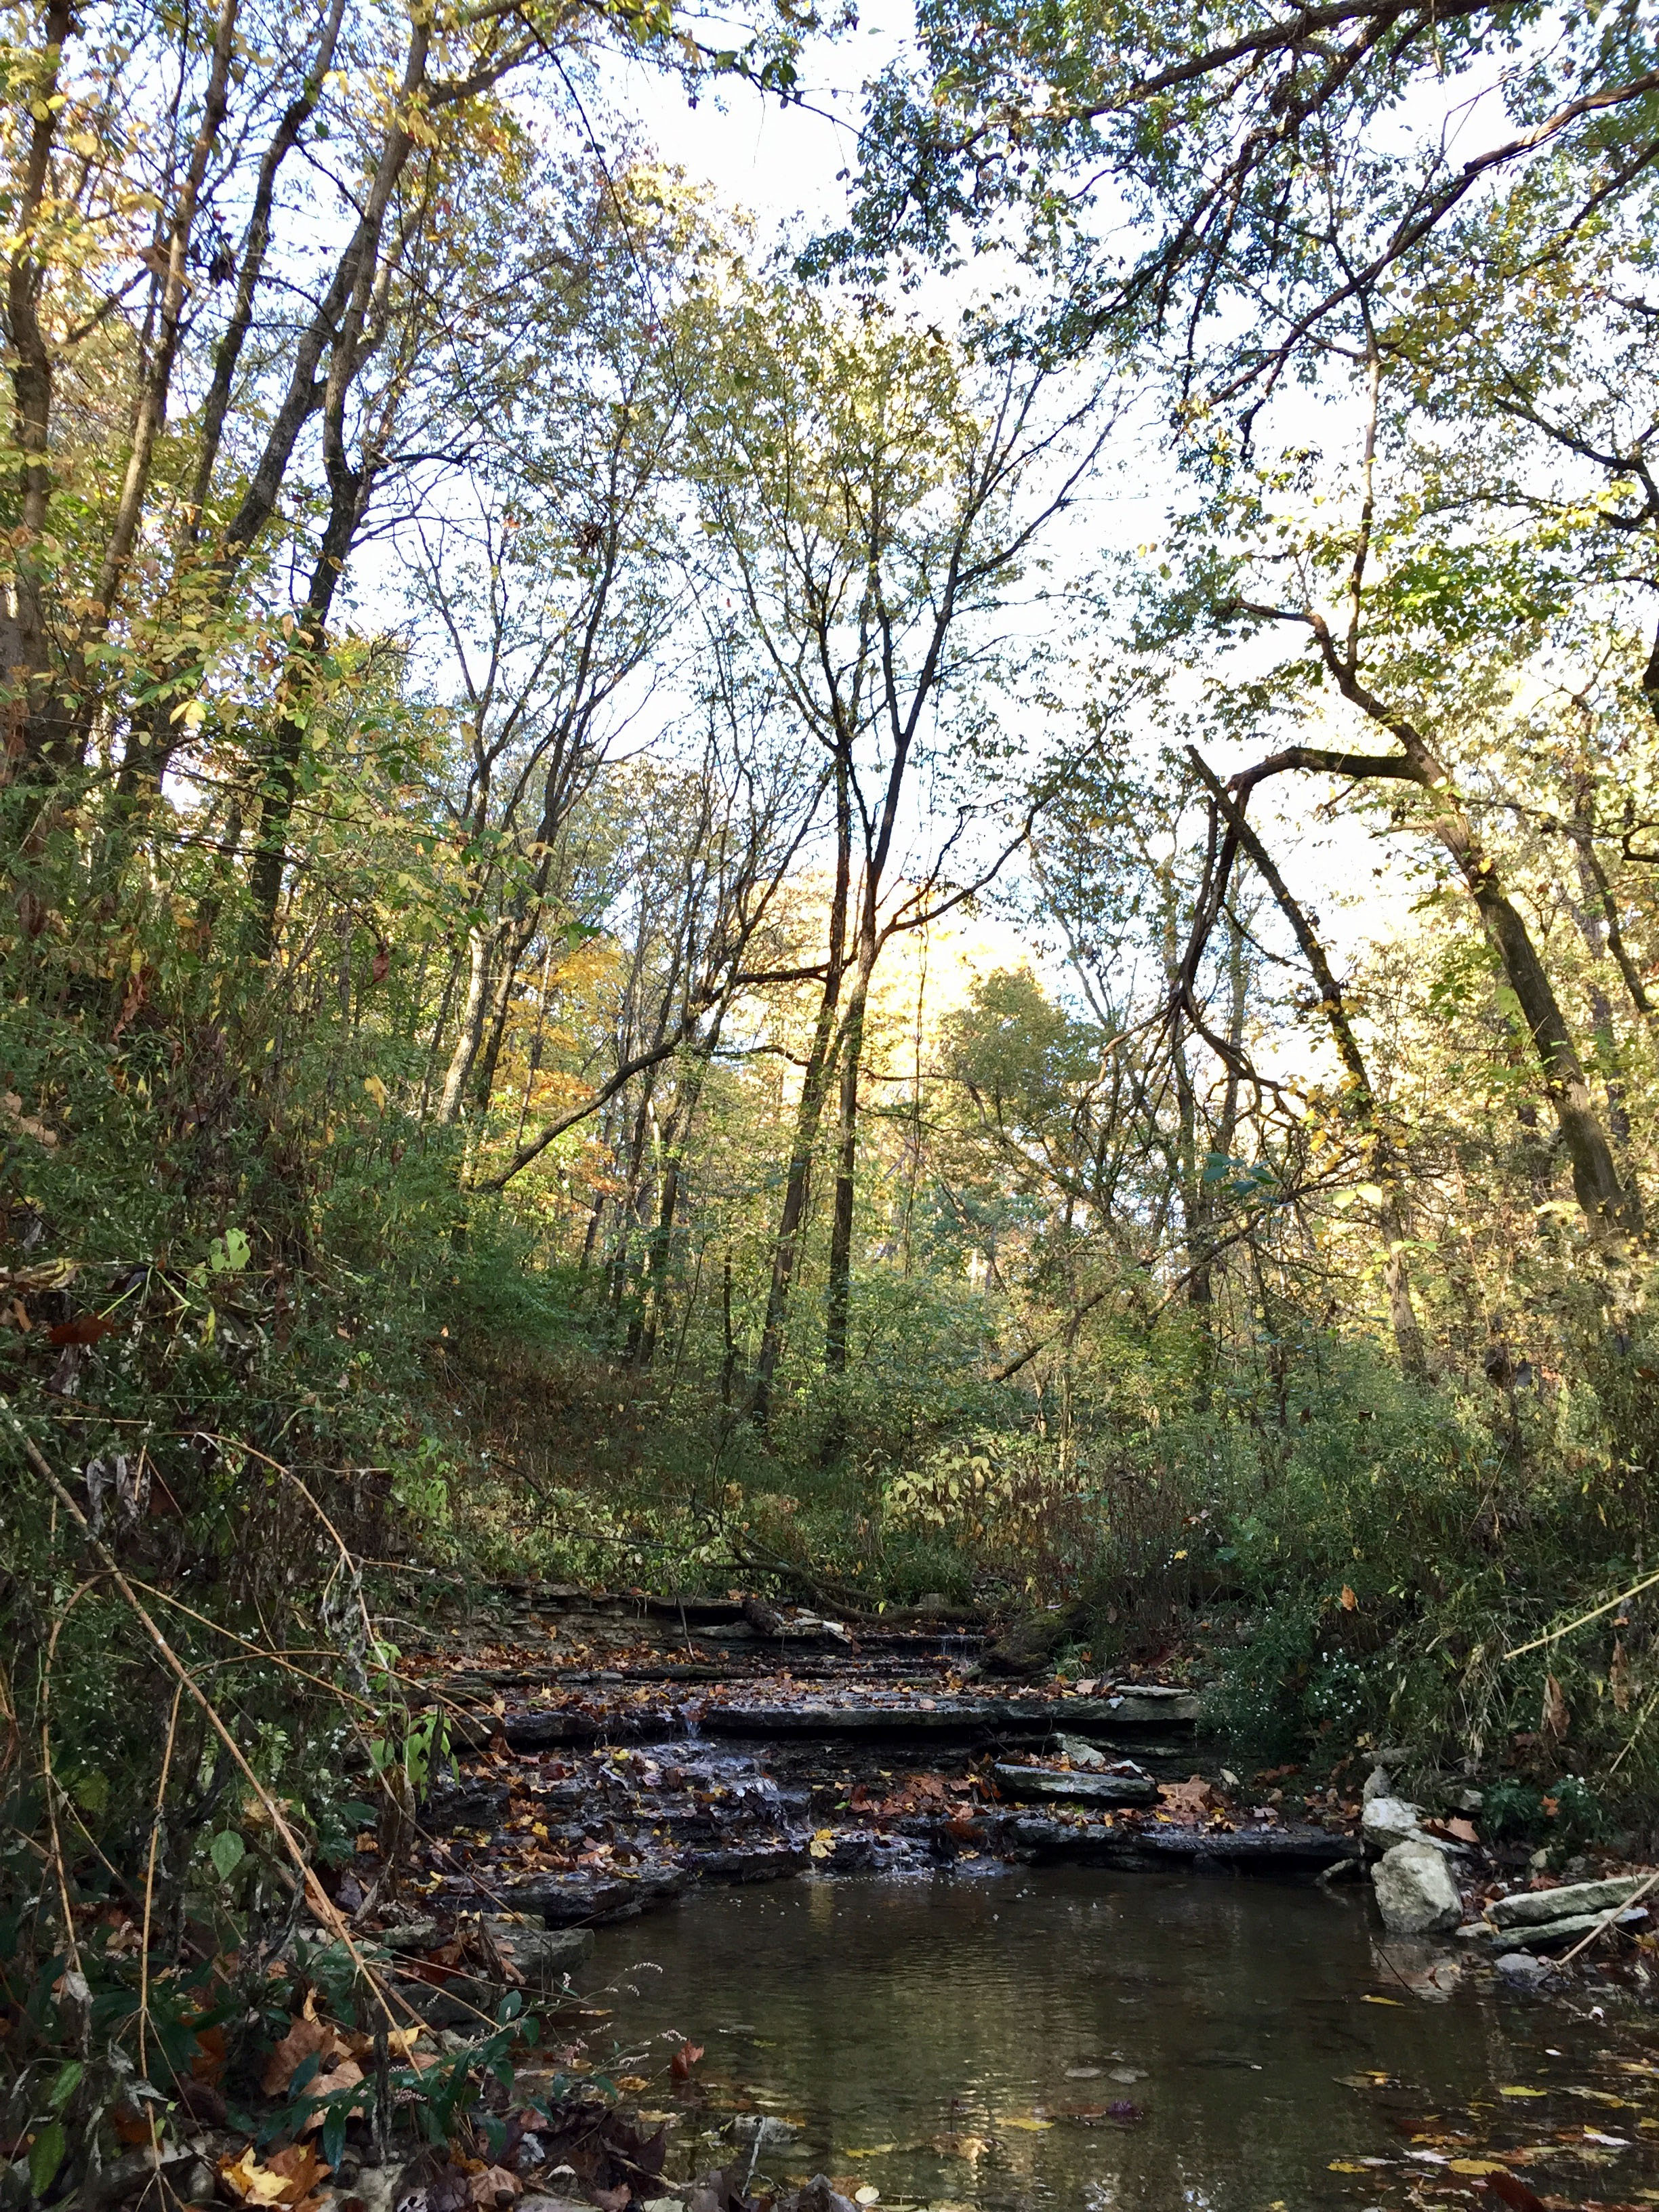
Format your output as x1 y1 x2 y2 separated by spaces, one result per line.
752 767 852 1431
5 0 75 772
436 926 494 1125
245 458 367 956
823 933 875 1376
640 1031 719 1367
1194 749 1429 1380
1234 712 1631 1239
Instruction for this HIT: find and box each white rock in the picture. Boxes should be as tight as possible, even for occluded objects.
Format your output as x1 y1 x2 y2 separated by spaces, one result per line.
1372 1835 1463 1934
1361 1765 1393 1802
1361 1795 1422 1849
1489 1875 1651 1928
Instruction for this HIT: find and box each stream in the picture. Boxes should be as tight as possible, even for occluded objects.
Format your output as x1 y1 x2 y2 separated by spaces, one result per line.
585 1867 1659 2211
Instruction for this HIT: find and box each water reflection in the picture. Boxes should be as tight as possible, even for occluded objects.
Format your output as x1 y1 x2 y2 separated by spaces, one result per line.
586 1866 1639 2211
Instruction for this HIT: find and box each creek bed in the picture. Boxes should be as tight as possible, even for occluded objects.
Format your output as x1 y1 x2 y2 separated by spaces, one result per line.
585 1866 1659 2212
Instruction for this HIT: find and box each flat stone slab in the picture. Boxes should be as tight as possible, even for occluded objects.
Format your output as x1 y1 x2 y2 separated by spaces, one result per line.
500 1865 689 1925
1461 1906 1649 1950
991 1763 1160 1807
504 1706 679 1750
1488 1874 1654 1927
1009 1814 1359 1871
700 1693 1200 1742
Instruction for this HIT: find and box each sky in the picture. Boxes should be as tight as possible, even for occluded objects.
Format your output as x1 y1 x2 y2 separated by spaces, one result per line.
602 0 918 243
579 5 1431 1048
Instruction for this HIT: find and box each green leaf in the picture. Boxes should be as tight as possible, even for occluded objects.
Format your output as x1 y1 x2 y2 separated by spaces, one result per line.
208 1225 251 1273
47 2060 84 2111
29 2121 66 2196
209 1830 245 1880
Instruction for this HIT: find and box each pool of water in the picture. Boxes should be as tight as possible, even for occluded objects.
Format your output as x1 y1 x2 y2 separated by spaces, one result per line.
585 1867 1659 2211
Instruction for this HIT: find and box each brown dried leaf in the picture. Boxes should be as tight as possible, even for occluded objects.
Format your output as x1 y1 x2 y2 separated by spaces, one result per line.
466 2169 522 2207
298 2057 366 2131
1541 1673 1570 1743
261 2016 331 2097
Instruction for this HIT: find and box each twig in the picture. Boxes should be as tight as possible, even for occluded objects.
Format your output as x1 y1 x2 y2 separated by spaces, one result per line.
1505 1565 1659 1659
140 1682 185 2078
1 1397 418 2030
40 1580 102 2003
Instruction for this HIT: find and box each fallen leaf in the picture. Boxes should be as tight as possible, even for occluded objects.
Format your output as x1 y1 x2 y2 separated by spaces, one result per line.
47 1313 117 1346
1498 2086 1547 2098
1361 1995 1403 2007
1450 2160 1515 2175
468 2169 521 2207
298 2057 365 2129
1340 1586 1357 1612
671 2041 705 2081
1541 1673 1569 1742
218 2144 331 2207
261 2017 333 2097
1480 2173 1547 2212
998 2116 1054 2131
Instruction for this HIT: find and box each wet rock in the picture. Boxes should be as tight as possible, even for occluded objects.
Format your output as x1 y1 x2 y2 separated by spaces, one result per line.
1488 1874 1654 1926
684 1839 808 1883
725 2116 800 2146
779 2181 858 2212
505 1707 678 1750
378 1918 442 1951
503 1866 690 1923
1495 1950 1552 1984
991 1762 1159 1807
482 1919 594 1978
426 1780 510 1831
1361 1797 1422 1851
1372 1836 1462 1934
1462 1906 1648 1950
1011 1814 1357 1870
1052 1734 1109 1768
1370 1936 1462 2000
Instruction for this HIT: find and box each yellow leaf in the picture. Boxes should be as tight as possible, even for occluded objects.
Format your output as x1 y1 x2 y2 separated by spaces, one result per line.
218 2151 293 2208
1340 1585 1357 1612
844 2146 897 2158
1360 1994 1402 2006
1450 2162 1515 2176
1498 2085 1546 2097
998 2117 1054 2131
1328 2163 1370 2174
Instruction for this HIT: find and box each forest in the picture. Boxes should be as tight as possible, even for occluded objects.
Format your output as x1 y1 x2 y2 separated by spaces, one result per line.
3 0 1659 2194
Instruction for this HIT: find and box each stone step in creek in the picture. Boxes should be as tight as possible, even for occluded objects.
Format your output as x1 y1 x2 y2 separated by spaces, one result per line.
372 1584 1372 1938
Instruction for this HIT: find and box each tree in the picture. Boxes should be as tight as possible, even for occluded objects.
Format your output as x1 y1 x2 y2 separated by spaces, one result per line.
690 281 1103 1416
